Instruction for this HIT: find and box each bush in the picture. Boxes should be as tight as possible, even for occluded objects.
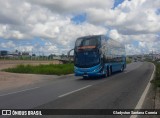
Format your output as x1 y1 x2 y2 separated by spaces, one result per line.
3 63 74 75
126 57 132 64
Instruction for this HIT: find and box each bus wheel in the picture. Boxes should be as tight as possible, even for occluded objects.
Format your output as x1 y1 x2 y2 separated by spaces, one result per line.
107 67 111 77
103 71 107 78
120 65 124 72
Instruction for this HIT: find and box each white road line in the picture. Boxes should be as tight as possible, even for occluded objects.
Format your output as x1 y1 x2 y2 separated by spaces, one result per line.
130 63 155 118
0 87 40 97
58 85 92 98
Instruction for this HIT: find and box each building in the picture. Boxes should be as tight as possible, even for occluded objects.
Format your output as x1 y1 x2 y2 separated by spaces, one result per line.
0 50 8 56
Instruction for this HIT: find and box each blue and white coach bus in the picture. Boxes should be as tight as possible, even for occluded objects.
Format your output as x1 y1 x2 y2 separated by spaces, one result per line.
74 35 126 78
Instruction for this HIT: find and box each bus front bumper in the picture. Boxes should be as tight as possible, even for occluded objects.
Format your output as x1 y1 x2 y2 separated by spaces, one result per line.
74 64 104 77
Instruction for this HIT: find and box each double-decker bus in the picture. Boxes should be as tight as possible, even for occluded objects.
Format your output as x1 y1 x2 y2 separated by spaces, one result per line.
74 35 126 78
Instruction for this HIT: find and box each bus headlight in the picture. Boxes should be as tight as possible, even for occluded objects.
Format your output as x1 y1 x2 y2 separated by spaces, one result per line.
93 66 102 72
74 66 78 70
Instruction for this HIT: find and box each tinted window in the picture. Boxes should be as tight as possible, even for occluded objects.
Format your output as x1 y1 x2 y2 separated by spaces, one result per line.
75 36 100 47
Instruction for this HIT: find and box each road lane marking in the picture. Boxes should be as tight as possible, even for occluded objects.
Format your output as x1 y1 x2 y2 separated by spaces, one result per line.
0 87 40 97
130 63 155 118
58 85 92 98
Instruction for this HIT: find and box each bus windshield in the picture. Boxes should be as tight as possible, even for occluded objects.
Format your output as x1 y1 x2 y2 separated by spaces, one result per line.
74 36 101 68
75 36 100 50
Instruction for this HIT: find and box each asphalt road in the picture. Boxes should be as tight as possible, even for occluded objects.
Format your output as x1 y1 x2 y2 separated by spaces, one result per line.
0 62 155 118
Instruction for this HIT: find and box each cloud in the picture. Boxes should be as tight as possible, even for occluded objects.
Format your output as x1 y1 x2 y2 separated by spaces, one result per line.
29 0 114 14
108 29 160 54
0 0 159 55
0 0 31 25
0 41 15 48
126 40 160 55
87 0 160 35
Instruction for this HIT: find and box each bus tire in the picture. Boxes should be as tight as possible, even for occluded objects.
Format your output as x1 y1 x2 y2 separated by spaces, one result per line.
110 67 112 75
107 67 111 77
120 65 124 72
102 68 107 78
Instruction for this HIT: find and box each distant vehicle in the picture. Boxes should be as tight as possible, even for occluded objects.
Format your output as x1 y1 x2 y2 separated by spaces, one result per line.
74 35 126 78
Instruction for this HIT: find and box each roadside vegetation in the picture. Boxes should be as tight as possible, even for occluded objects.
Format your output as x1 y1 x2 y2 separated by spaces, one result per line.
2 57 133 76
3 63 74 75
151 61 160 87
126 57 132 64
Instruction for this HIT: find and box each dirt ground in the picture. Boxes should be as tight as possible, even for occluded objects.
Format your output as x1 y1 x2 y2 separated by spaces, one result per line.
0 60 61 91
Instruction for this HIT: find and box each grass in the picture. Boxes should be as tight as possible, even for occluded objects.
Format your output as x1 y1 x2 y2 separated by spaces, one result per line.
151 61 160 87
126 57 132 64
3 63 74 75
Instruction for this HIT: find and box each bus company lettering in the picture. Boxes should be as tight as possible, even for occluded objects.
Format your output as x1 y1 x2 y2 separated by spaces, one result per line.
28 111 42 115
11 110 42 115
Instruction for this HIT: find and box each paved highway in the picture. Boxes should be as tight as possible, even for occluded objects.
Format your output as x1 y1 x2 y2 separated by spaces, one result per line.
0 62 155 118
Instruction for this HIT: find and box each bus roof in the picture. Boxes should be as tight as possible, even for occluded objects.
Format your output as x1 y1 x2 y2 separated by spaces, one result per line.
76 35 124 47
77 34 105 39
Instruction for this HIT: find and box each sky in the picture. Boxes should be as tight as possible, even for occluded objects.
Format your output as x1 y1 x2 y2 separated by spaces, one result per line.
0 0 160 55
